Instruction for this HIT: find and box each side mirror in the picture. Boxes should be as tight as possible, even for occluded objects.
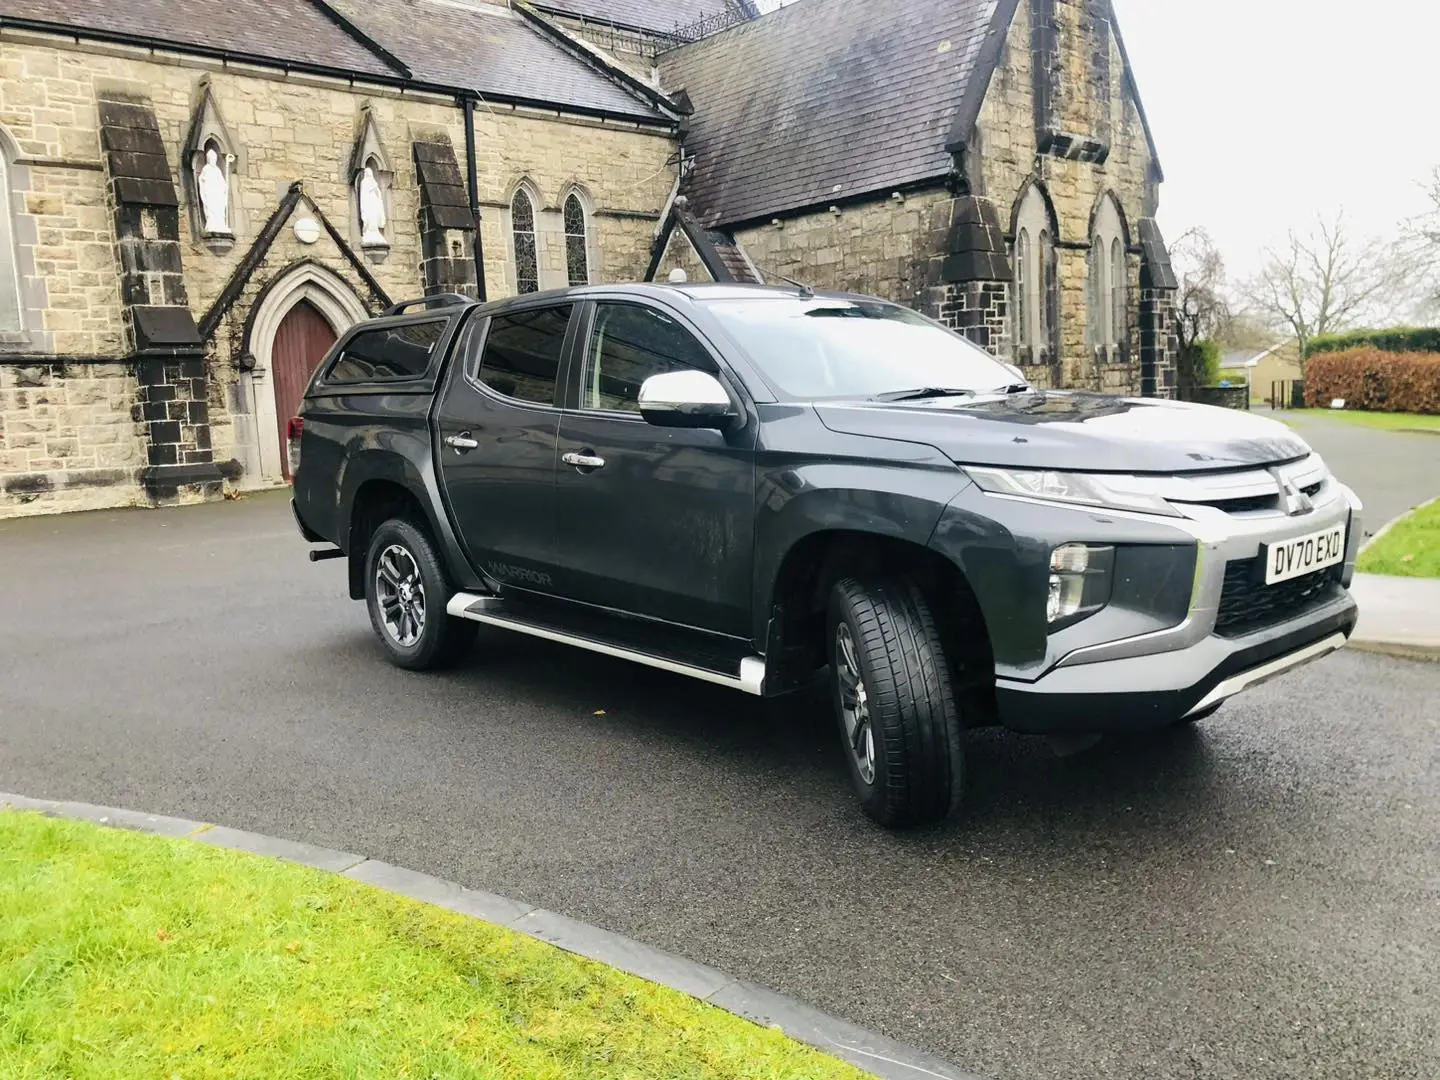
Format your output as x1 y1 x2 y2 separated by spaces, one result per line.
638 370 739 430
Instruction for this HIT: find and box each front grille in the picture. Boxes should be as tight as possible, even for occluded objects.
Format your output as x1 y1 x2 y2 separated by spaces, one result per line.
1215 558 1339 638
1206 492 1279 514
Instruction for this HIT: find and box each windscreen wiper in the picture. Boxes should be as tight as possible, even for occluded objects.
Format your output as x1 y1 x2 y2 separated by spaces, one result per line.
872 387 980 403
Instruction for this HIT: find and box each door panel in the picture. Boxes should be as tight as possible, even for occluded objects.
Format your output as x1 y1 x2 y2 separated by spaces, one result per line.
272 300 336 478
436 305 573 591
553 301 756 637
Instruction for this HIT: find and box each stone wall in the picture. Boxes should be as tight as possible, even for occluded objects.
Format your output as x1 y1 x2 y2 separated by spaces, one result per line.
0 30 677 517
0 362 144 517
731 189 955 307
0 41 125 360
474 111 673 297
652 222 713 283
973 0 1163 392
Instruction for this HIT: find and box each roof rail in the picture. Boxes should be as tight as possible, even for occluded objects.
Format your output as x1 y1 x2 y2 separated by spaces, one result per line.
381 293 474 317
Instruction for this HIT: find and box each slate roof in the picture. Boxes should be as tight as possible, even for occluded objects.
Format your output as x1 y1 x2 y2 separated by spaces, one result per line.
658 0 1004 228
533 0 749 35
0 0 670 121
325 0 665 120
0 0 399 78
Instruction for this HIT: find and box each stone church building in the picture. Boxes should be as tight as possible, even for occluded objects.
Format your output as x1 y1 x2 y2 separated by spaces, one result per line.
0 0 1179 519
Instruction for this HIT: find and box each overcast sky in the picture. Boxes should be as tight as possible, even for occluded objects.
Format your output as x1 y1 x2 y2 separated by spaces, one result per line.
751 0 1435 285
1112 0 1438 282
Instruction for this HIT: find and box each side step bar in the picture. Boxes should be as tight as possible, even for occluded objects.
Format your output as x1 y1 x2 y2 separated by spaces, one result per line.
445 593 766 696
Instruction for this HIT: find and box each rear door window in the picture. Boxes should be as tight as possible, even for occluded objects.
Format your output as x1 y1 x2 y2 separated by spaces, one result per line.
473 305 573 407
326 319 447 383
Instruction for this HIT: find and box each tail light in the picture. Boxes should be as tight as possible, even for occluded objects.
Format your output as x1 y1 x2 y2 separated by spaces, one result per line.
286 417 304 482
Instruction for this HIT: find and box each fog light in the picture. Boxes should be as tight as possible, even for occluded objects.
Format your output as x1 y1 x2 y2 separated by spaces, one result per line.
1047 543 1114 627
1048 570 1087 623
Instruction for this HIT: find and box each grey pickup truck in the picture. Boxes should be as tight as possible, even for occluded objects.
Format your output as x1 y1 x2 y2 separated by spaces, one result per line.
290 282 1362 828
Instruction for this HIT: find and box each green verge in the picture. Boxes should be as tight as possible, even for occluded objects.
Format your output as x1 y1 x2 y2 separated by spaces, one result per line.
1358 500 1440 578
0 812 872 1080
1283 409 1440 433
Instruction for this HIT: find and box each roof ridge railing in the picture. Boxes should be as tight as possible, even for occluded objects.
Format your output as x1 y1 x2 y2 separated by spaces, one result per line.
381 293 475 317
665 7 753 43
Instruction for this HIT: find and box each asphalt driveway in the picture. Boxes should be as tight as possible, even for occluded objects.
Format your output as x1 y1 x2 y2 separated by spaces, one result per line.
1275 409 1438 533
2 491 1437 1080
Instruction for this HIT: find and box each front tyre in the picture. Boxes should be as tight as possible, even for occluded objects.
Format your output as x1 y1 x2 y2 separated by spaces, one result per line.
364 518 476 671
827 578 966 829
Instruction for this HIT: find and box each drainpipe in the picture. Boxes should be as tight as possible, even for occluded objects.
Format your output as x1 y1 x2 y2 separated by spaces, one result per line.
463 96 487 301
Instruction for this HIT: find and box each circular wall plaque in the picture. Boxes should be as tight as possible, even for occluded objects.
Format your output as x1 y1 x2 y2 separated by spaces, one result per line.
293 217 321 244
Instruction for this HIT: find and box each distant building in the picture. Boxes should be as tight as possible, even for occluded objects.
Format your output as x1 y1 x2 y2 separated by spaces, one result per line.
1220 342 1303 405
0 0 1180 518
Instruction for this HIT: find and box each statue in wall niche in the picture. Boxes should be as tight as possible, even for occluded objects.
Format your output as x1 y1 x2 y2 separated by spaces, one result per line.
198 147 231 235
359 165 387 247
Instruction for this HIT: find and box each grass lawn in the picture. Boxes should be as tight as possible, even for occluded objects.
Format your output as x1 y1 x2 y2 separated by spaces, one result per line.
1358 499 1440 578
1283 409 1440 433
0 811 872 1079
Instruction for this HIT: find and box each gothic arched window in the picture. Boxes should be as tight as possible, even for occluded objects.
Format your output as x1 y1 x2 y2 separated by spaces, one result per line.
563 192 590 287
511 187 539 295
1089 194 1127 360
0 148 21 332
1012 182 1057 362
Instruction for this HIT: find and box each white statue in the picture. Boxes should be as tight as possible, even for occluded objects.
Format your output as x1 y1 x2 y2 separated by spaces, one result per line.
359 165 387 246
197 147 230 235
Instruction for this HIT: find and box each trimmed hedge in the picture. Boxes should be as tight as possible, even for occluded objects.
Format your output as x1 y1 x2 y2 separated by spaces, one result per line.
1304 327 1440 358
1303 348 1440 414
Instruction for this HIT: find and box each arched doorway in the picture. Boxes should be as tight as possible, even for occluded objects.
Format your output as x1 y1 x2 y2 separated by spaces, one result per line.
243 263 370 484
271 300 336 479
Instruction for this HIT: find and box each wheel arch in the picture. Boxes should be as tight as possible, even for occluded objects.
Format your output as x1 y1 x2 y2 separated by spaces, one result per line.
762 528 997 716
340 449 482 600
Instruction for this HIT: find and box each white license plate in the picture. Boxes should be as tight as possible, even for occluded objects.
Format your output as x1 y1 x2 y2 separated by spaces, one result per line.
1262 525 1346 585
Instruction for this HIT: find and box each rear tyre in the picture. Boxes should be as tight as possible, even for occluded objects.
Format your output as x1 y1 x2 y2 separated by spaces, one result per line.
364 518 477 671
827 577 966 829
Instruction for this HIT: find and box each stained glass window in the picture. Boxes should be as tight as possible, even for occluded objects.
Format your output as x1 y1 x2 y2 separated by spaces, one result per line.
564 193 589 287
512 188 538 295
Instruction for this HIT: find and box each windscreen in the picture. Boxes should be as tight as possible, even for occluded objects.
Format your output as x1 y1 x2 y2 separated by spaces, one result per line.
703 297 1021 401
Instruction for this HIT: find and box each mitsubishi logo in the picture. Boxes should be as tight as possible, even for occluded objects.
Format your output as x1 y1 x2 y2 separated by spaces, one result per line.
1278 475 1314 516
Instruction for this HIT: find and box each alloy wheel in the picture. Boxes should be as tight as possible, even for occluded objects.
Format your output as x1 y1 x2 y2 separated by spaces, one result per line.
375 543 426 648
835 622 877 785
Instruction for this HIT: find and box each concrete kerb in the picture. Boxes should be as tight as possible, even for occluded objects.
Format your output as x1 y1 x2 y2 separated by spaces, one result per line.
1358 494 1438 556
0 792 984 1080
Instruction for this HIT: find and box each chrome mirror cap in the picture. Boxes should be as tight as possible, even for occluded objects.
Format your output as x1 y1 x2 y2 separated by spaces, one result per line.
637 370 738 430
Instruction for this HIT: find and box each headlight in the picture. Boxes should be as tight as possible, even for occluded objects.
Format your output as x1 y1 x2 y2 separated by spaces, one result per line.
966 466 1182 518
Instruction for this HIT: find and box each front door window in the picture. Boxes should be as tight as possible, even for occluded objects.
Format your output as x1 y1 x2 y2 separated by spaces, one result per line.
580 302 716 413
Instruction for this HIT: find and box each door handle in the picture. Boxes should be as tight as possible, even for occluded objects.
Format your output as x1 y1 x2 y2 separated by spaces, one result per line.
562 451 606 470
444 433 479 451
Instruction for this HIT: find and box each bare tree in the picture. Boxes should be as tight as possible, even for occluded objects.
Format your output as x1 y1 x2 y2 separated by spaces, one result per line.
1240 210 1412 362
1396 167 1440 319
1169 226 1233 356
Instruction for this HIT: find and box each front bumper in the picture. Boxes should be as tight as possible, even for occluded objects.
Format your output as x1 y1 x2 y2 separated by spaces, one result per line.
978 470 1364 733
995 591 1357 732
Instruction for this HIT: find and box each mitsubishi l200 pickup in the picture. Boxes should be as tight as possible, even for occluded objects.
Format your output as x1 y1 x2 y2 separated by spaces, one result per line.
290 283 1362 828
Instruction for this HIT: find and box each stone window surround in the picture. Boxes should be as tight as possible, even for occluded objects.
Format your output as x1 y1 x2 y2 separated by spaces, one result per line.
0 125 50 352
508 178 542 295
502 178 605 296
562 185 594 288
1087 192 1127 360
1011 181 1056 362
